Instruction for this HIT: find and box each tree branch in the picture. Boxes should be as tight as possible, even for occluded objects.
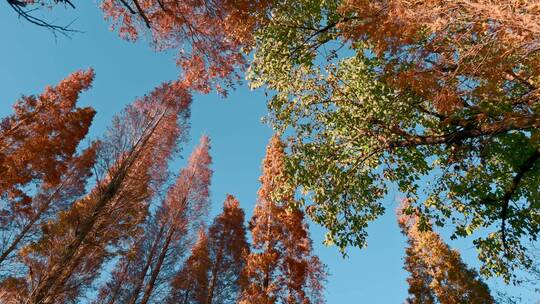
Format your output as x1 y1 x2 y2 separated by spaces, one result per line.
130 0 151 28
479 147 540 256
385 113 540 149
7 0 77 37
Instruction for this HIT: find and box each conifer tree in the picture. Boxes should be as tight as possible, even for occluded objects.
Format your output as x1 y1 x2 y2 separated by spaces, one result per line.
206 194 249 304
240 136 326 304
167 229 211 304
0 83 191 304
96 136 212 304
398 204 495 304
168 194 250 304
0 70 97 270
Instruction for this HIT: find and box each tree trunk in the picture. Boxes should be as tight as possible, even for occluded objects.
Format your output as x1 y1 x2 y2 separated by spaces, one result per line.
128 223 166 304
139 226 176 304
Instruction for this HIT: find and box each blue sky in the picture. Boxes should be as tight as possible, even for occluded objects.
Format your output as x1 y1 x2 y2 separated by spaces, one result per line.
0 2 533 303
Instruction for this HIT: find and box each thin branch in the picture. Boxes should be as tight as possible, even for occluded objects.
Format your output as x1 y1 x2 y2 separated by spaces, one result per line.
7 0 78 37
130 0 152 28
118 0 137 15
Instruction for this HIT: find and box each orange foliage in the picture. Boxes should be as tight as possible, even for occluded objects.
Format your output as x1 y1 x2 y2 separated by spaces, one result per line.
96 136 212 304
168 229 212 304
205 195 250 304
0 70 97 272
338 0 540 114
239 136 326 304
1 83 191 304
0 69 95 218
168 194 250 304
100 0 268 94
398 203 494 304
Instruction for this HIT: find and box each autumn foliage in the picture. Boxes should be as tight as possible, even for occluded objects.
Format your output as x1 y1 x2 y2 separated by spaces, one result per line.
0 71 328 302
398 203 494 304
0 70 97 268
9 0 540 300
0 73 193 303
168 194 250 304
96 135 212 304
240 136 326 304
100 0 267 94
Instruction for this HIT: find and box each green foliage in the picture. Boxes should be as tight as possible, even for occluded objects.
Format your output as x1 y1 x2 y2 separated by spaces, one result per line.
248 0 540 282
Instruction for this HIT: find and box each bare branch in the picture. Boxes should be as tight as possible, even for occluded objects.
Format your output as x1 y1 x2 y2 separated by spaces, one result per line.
6 0 78 37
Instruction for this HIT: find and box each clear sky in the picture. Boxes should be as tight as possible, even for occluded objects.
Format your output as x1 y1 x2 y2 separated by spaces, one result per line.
0 2 533 303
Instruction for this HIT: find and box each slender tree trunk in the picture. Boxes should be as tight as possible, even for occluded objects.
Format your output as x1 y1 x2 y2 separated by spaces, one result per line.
0 183 65 267
27 112 166 304
139 226 176 304
206 241 224 304
128 224 166 304
28 175 125 304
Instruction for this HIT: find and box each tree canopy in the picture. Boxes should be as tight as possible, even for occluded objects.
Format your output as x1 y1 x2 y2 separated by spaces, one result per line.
6 0 540 294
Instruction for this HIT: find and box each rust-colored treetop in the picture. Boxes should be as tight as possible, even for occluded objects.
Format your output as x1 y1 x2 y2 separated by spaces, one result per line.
398 202 495 304
0 70 98 279
0 69 95 209
0 78 192 304
240 135 326 304
168 194 249 304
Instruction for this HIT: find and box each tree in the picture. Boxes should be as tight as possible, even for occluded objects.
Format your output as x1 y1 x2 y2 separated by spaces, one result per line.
168 194 250 304
239 136 326 304
99 0 273 94
96 135 212 304
205 194 249 304
233 0 540 282
0 70 97 273
398 203 494 304
167 229 211 304
0 82 192 304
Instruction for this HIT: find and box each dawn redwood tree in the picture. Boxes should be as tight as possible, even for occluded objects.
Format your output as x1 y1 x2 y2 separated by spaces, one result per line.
100 0 265 94
96 135 212 304
205 195 249 304
0 82 191 304
168 194 250 304
398 204 495 304
167 229 211 304
0 70 97 272
239 136 326 304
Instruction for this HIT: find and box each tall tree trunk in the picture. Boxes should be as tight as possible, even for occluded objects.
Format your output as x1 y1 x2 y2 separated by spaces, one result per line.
128 223 166 304
139 226 176 304
28 173 126 304
27 111 166 304
206 241 224 304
